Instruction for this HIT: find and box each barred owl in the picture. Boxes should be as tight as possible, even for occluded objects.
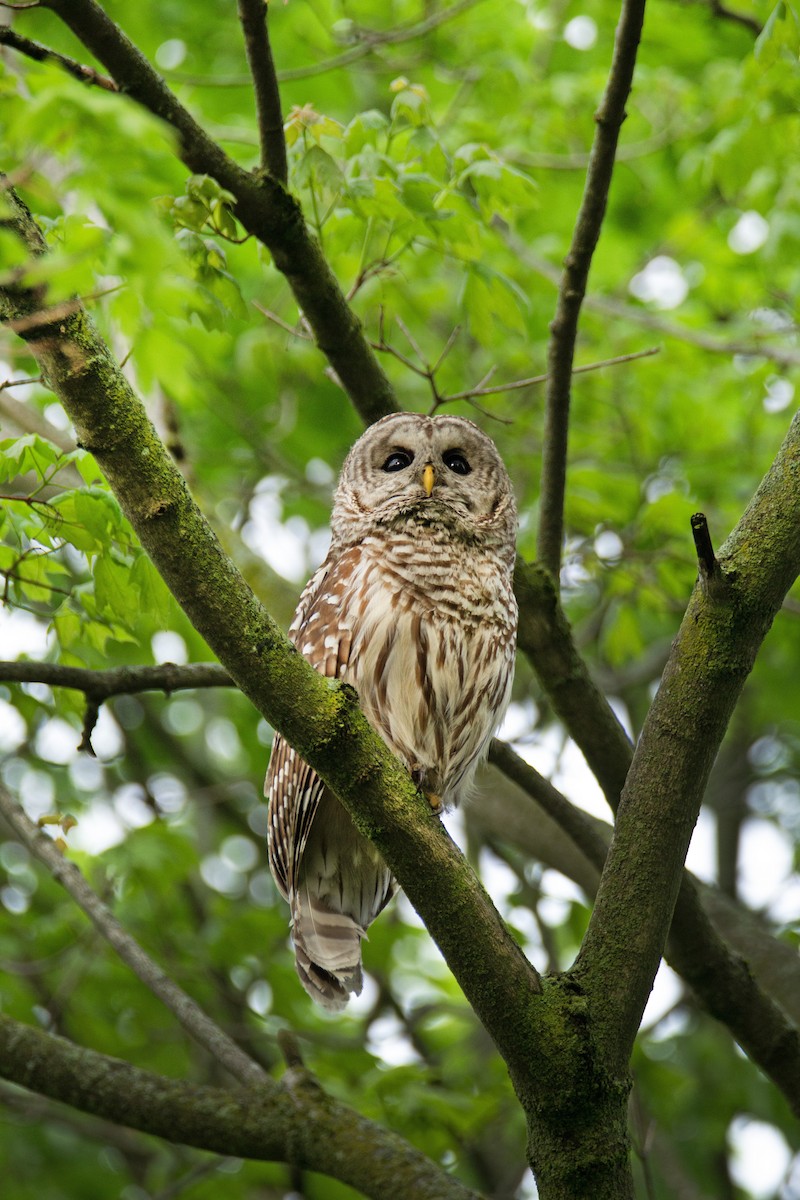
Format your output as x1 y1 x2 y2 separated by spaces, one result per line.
266 412 518 1009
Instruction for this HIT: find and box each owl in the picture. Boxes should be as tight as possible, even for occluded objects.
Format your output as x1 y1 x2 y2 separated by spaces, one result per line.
266 412 518 1009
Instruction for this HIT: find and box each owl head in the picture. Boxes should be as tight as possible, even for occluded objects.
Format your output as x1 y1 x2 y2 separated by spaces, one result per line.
330 412 517 556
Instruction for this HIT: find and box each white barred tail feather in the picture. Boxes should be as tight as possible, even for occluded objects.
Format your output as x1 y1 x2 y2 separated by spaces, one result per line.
292 883 364 1012
266 413 517 1009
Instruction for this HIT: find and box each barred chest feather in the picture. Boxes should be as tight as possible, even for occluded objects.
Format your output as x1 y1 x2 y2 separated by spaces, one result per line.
296 529 517 808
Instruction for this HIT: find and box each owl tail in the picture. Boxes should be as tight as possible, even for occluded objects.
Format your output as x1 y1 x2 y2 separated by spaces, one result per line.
291 885 364 1012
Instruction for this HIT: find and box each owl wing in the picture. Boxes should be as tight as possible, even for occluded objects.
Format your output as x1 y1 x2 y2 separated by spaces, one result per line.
266 551 357 901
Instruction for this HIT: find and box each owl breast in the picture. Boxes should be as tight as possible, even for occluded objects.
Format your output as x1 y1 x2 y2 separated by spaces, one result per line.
337 530 517 808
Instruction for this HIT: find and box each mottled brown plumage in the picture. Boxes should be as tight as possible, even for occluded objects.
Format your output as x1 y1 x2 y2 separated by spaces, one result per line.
266 412 518 1009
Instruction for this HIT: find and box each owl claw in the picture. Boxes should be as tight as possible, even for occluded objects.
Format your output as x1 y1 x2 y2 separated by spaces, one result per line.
425 791 443 816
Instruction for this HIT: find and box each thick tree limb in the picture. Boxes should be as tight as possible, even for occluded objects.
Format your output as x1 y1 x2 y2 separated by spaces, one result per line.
575 410 800 1086
36 0 396 426
2 502 796 1109
0 783 267 1088
237 0 287 183
536 0 647 580
666 879 800 1113
0 1014 480 1200
488 739 800 1102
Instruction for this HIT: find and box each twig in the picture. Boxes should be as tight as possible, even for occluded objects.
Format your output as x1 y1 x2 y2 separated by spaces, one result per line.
524 247 800 367
690 512 728 600
514 118 707 171
168 0 486 87
77 697 101 755
368 314 451 410
708 0 762 35
431 323 462 374
277 1027 306 1070
394 315 426 364
0 784 267 1088
236 0 288 183
0 26 118 89
0 374 42 391
0 389 75 451
537 0 647 584
441 347 660 404
253 300 313 340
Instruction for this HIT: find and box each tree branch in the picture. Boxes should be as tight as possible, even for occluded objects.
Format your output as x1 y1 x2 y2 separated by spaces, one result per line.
0 783 267 1088
0 659 232 698
6 551 787 1105
0 25 118 89
536 0 647 581
0 660 233 752
524 247 800 367
168 0 487 86
666 879 800 1114
488 739 610 872
439 347 659 405
236 0 287 183
574 409 800 1084
708 0 762 36
0 1014 480 1200
513 558 634 805
37 0 396 425
509 560 800 1111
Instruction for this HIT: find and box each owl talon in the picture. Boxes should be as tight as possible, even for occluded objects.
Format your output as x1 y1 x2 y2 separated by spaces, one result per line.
426 791 443 815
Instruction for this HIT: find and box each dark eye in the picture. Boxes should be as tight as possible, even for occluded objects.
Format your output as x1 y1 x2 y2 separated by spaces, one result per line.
443 450 471 476
382 450 413 473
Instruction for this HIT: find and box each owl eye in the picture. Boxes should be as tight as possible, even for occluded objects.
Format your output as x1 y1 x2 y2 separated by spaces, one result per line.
443 450 471 476
382 450 413 473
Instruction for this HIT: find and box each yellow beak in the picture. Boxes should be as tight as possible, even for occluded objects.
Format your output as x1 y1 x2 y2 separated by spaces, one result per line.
422 463 435 497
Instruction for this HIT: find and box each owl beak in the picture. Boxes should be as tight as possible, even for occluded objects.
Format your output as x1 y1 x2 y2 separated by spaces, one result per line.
421 463 436 497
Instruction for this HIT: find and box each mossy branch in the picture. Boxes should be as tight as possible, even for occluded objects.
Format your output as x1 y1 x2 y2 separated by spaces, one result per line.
574 414 800 1083
0 1013 480 1200
512 555 800 1110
